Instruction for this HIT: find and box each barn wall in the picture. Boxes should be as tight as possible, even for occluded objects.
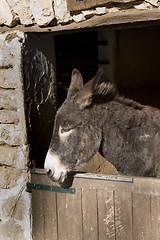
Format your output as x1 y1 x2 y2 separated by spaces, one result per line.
0 0 159 28
0 31 31 239
0 31 57 239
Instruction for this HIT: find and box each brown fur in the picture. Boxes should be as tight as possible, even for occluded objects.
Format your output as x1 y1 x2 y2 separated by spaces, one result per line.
47 68 160 180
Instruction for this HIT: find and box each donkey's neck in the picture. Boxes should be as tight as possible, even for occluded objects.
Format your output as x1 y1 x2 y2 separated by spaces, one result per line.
115 95 144 110
96 98 146 172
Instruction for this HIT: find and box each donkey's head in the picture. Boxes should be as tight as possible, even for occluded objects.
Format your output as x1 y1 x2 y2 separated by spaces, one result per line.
44 68 115 183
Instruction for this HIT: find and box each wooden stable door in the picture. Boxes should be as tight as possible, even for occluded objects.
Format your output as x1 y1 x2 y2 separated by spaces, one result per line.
29 169 160 240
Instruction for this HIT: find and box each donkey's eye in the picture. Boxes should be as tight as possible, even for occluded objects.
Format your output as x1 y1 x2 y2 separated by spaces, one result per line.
60 124 74 133
60 127 72 134
59 126 74 142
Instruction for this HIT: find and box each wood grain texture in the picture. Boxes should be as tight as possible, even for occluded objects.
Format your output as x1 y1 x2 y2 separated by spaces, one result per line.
151 195 160 240
114 191 133 240
82 188 98 240
31 171 160 240
132 193 152 240
67 0 136 11
56 189 83 240
1 9 160 34
97 190 115 240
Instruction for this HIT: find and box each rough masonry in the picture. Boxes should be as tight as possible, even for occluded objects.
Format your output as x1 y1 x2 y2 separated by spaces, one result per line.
0 31 31 240
0 0 159 27
0 30 57 239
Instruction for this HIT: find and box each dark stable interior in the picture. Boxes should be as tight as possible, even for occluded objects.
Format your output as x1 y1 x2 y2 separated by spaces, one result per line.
55 32 99 106
27 26 160 168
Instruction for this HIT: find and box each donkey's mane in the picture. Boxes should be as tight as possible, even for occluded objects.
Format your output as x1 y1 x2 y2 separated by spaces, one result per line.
116 96 144 110
96 81 144 110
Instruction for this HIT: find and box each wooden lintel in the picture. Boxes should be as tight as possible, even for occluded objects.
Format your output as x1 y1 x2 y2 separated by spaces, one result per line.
66 0 138 11
1 9 160 34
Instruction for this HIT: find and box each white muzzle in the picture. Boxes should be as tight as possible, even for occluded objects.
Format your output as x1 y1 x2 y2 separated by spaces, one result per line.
44 150 69 183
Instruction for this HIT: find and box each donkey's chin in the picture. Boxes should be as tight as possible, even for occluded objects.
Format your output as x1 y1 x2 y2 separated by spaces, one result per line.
44 150 69 183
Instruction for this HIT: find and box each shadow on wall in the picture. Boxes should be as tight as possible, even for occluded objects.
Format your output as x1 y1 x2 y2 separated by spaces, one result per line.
23 33 58 168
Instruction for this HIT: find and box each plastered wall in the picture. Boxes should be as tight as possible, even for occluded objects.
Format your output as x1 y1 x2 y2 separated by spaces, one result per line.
0 30 57 239
0 0 159 27
0 31 32 240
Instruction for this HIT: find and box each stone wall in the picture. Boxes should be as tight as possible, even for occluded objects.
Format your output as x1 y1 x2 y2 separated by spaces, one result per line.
0 30 58 239
0 0 159 27
0 31 31 239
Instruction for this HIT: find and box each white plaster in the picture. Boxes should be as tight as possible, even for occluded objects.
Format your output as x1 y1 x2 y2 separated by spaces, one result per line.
16 144 29 169
0 0 15 27
14 189 32 240
82 10 97 18
0 31 31 240
145 0 158 7
96 7 107 15
134 2 152 9
0 174 31 240
73 13 85 23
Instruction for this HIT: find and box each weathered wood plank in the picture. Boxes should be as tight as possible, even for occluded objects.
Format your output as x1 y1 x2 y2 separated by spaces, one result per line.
67 0 138 11
31 174 58 240
31 170 160 240
56 193 66 240
32 189 45 240
97 190 115 240
31 172 160 196
82 188 98 240
1 10 160 34
41 177 58 240
151 195 160 239
114 191 133 240
132 193 152 240
56 189 82 240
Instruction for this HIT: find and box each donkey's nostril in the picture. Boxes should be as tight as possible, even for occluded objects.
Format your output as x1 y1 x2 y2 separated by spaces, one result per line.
46 169 54 176
46 169 51 174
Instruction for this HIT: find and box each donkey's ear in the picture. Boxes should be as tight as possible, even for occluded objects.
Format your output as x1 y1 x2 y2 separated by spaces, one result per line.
92 68 116 98
67 69 84 98
75 68 104 109
92 68 104 93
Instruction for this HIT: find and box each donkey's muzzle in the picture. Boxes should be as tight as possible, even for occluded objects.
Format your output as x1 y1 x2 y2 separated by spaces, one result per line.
44 150 69 183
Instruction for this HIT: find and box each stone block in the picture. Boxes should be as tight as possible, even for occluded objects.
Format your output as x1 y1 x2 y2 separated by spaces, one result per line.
0 90 18 110
0 32 25 70
73 13 85 23
96 7 107 15
0 145 18 166
0 69 18 89
0 110 19 124
0 0 15 27
7 0 33 25
0 124 22 146
0 46 14 69
54 0 72 23
30 0 55 26
0 166 27 188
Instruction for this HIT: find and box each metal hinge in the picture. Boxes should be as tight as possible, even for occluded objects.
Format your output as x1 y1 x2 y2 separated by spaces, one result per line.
27 183 75 194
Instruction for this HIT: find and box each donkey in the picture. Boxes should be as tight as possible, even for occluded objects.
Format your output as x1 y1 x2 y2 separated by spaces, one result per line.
44 68 160 183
